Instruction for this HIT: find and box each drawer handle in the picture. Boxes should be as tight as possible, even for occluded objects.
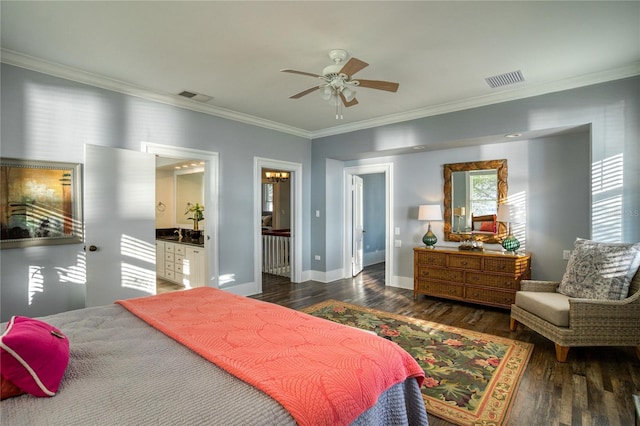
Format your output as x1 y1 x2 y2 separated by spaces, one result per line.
461 261 468 266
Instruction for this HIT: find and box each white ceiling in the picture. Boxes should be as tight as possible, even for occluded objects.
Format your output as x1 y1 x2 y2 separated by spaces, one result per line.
1 1 639 139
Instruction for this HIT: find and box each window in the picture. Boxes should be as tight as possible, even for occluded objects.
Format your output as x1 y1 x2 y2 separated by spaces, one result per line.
469 171 497 215
262 183 273 212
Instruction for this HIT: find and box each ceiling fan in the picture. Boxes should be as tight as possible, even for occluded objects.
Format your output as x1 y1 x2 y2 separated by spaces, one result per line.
281 49 399 119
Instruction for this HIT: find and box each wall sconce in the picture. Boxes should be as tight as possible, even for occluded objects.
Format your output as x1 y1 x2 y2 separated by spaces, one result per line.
418 204 442 249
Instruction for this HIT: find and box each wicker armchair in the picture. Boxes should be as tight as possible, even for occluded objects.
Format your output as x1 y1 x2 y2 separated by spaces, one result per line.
510 272 640 362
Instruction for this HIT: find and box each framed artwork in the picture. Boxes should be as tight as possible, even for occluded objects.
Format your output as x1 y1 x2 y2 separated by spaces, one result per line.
1 158 83 249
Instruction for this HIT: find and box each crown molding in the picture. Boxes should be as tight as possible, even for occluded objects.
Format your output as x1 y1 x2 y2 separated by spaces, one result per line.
3 49 638 141
309 61 640 139
0 49 312 139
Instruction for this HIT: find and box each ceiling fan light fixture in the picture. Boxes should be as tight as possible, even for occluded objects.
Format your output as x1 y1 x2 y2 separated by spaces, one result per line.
321 86 333 100
342 87 356 102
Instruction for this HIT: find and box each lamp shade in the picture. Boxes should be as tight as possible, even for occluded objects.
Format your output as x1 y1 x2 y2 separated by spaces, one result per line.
418 205 442 221
453 207 466 216
497 204 513 222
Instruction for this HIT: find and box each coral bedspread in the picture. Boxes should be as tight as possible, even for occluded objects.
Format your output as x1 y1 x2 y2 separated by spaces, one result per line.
117 288 424 426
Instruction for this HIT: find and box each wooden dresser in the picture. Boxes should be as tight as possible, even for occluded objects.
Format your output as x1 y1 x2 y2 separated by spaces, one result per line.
413 247 531 309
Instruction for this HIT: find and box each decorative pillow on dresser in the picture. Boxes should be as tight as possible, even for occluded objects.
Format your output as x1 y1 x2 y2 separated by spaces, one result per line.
558 238 640 300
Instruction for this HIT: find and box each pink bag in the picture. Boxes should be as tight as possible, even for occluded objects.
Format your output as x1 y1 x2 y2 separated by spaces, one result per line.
0 316 70 398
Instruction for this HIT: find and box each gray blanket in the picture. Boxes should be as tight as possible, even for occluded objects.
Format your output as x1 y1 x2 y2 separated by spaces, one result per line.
1 304 427 425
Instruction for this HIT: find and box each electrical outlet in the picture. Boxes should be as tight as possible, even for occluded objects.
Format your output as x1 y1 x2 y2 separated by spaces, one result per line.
563 250 571 260
314 255 321 260
394 240 402 248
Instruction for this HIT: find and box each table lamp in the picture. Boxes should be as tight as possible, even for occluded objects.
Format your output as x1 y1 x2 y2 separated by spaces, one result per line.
497 204 520 253
418 205 442 248
453 206 466 232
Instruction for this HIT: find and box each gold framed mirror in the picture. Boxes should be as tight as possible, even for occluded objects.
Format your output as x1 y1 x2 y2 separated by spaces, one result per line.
443 159 508 244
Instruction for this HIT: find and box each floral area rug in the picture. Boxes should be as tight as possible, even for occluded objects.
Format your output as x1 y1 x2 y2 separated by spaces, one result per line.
302 300 533 426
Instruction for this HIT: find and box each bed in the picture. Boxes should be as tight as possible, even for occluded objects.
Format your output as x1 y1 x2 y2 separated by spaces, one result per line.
1 288 428 425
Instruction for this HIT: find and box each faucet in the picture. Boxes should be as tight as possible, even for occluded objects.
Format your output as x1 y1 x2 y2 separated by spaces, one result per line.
174 228 183 241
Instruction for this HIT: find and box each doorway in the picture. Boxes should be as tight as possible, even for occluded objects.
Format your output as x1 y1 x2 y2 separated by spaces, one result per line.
254 158 302 293
142 143 219 289
343 163 393 286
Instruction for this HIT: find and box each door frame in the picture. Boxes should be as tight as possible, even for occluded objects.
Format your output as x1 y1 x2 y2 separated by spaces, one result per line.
141 142 220 288
351 174 364 277
254 157 303 289
343 163 393 286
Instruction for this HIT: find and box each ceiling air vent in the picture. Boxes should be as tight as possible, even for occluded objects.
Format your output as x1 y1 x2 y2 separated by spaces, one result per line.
485 70 525 88
178 90 213 103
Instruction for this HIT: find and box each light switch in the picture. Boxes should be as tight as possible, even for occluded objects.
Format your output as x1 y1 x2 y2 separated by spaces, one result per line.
315 210 320 218
394 240 402 248
395 227 400 235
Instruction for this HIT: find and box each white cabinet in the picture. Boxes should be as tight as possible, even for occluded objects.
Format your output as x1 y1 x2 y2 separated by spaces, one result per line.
185 246 206 288
156 240 206 288
156 241 166 278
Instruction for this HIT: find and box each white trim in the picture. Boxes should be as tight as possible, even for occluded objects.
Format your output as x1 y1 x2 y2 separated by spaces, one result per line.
343 163 394 287
254 157 303 292
308 268 345 284
141 142 220 289
1 49 309 139
220 281 260 297
4 49 638 140
310 62 640 138
389 275 414 290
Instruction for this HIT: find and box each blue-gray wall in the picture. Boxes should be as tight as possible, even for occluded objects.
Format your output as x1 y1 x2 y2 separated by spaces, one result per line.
1 62 638 320
0 64 312 321
313 76 639 284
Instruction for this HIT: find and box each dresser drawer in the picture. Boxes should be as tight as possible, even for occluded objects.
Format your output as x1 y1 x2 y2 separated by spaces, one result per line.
483 257 516 274
417 267 464 283
175 245 185 256
466 272 520 290
165 243 175 253
417 280 464 298
165 269 175 280
416 251 447 267
165 261 174 271
465 286 515 307
165 252 174 262
448 255 481 270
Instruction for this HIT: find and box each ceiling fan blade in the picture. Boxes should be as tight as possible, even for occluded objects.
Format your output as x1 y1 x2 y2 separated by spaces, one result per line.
290 86 321 99
340 93 358 108
355 79 399 92
339 58 369 77
339 93 359 107
281 69 323 78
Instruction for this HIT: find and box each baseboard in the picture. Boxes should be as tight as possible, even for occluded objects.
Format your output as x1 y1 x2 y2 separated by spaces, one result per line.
307 268 345 283
220 281 260 296
387 275 413 290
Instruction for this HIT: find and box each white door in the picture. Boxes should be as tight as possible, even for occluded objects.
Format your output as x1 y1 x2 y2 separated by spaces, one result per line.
84 144 157 307
352 175 364 277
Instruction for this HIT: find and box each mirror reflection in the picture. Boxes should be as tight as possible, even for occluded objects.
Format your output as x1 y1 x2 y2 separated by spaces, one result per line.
176 170 204 227
443 159 507 243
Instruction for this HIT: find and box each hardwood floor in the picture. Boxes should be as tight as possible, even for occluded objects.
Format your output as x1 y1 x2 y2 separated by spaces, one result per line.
251 263 640 426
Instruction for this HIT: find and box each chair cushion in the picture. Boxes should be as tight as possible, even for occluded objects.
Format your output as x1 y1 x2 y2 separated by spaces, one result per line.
514 291 570 327
558 238 640 300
